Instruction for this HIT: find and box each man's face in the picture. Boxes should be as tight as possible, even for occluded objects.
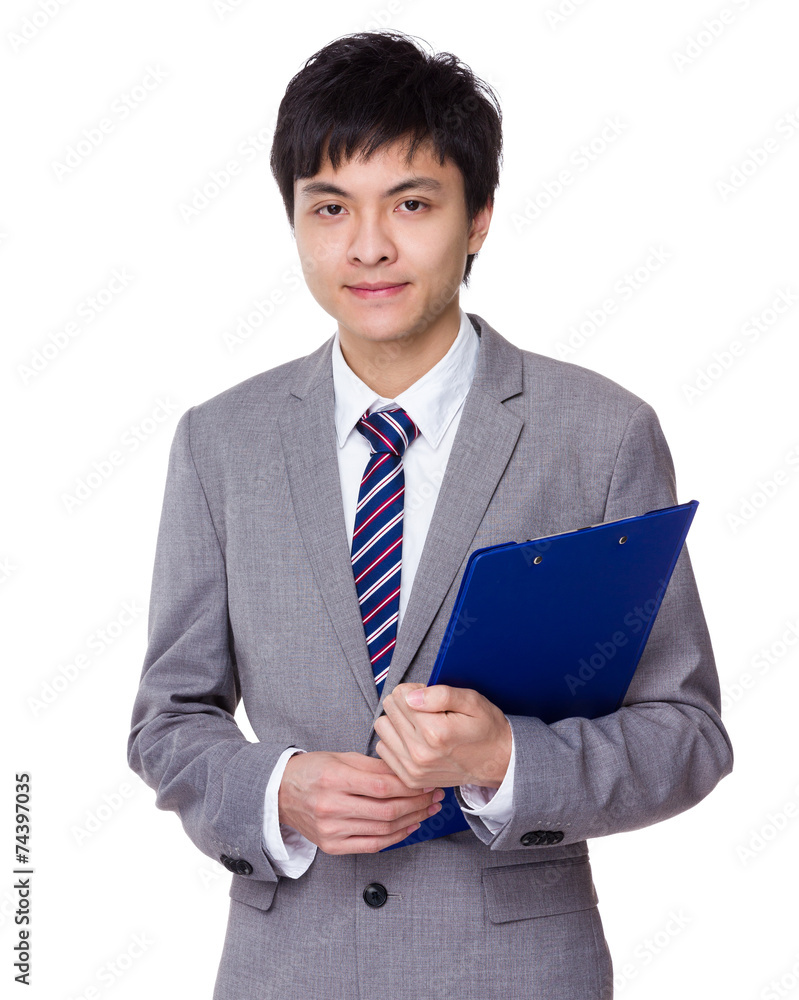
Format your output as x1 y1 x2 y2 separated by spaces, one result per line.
292 138 492 351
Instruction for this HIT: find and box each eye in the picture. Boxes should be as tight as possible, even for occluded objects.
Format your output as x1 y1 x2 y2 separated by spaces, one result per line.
316 204 345 217
397 200 426 213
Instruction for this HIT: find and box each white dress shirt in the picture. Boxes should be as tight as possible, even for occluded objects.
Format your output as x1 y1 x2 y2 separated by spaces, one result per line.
261 309 516 877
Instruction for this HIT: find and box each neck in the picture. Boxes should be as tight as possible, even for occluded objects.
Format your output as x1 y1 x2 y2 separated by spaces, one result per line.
338 302 461 398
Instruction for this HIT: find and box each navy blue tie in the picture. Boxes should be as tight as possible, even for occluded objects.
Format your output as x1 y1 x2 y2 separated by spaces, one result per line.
351 407 420 695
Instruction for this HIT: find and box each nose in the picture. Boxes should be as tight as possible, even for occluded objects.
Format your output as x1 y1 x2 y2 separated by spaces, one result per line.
346 212 398 268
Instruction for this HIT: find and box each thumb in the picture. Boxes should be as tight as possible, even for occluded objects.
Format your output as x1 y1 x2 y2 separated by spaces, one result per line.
405 683 459 712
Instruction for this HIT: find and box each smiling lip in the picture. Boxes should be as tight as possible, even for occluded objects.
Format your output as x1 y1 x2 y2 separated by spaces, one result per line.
347 282 408 299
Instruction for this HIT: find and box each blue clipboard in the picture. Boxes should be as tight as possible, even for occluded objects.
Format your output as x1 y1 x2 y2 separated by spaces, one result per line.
382 500 699 850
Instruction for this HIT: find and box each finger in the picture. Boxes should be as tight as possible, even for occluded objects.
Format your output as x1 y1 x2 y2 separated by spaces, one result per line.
340 797 443 837
378 693 420 745
325 820 425 855
389 682 428 717
340 752 423 798
340 751 399 772
404 684 482 715
373 737 416 789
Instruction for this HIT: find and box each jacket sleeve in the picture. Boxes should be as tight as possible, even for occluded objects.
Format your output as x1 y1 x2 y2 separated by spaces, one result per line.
127 408 288 886
456 401 734 849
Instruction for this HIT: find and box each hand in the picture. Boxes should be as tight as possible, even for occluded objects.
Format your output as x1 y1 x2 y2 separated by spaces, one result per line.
374 683 512 790
277 750 444 855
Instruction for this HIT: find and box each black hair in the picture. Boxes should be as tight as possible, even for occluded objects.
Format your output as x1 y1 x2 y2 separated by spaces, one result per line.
270 31 502 285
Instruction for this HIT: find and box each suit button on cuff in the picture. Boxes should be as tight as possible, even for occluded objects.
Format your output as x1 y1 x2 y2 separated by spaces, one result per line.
520 830 562 846
220 854 253 875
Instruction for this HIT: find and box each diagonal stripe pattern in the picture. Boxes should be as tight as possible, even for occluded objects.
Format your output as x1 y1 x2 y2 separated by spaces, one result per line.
351 406 420 696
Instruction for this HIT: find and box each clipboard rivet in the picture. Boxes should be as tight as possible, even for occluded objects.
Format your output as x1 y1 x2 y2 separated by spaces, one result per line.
533 555 543 564
619 536 627 544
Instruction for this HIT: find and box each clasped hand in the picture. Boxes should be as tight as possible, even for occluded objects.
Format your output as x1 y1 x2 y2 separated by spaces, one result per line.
374 682 512 790
277 683 511 855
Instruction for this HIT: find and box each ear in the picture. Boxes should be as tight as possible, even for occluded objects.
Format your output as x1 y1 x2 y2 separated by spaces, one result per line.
467 199 494 254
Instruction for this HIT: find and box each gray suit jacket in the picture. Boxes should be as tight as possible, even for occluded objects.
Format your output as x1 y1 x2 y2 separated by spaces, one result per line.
128 314 733 1000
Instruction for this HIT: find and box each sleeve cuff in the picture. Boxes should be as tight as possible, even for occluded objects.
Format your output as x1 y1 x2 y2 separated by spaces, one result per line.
458 726 516 835
262 747 317 879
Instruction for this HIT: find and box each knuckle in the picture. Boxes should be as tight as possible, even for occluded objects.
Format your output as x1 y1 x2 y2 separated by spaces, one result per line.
318 817 336 838
315 800 336 821
425 723 447 750
404 761 426 783
370 776 390 798
410 743 435 766
317 769 335 791
381 801 404 822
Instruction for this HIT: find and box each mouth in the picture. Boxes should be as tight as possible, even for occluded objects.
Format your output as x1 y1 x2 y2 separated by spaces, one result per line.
346 282 408 299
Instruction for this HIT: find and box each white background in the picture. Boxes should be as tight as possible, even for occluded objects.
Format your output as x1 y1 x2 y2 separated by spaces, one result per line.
3 1 798 997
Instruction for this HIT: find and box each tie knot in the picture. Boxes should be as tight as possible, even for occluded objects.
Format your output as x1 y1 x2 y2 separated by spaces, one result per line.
356 406 419 458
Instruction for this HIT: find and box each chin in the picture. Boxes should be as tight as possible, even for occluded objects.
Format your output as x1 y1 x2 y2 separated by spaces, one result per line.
342 312 419 343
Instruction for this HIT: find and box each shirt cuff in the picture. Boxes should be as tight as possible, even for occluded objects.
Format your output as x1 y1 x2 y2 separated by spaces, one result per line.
458 728 515 836
262 747 317 878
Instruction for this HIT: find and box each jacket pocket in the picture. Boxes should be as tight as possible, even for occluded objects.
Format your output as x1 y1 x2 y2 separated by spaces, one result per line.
228 873 279 912
481 855 598 924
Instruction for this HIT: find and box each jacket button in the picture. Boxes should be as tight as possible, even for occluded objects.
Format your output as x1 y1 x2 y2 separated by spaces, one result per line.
363 883 388 908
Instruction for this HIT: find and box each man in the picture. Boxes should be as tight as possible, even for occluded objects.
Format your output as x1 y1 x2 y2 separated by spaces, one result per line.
128 31 733 999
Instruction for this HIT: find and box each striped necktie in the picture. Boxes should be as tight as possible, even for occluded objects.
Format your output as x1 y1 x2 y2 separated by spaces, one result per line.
351 406 420 695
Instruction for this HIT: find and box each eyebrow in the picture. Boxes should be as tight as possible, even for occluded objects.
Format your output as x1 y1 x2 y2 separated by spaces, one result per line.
297 176 444 201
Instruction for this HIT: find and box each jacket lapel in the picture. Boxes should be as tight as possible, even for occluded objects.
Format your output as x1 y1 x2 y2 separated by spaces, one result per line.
279 340 381 713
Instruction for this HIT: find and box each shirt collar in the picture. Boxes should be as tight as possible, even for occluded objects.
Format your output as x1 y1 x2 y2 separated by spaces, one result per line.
332 309 480 450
